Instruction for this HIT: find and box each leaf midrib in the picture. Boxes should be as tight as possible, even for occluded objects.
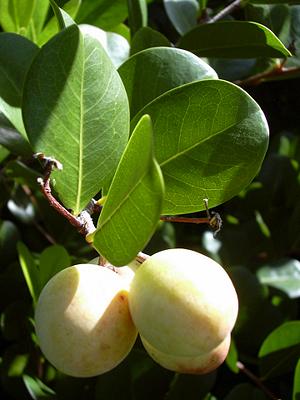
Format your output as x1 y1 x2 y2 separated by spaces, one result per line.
99 162 151 229
159 118 245 167
75 40 85 215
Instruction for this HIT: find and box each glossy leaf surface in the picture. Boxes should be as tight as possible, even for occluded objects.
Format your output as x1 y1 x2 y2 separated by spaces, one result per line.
164 0 199 35
132 80 269 214
93 115 164 266
80 24 129 68
23 25 130 215
257 259 300 298
259 321 300 378
119 47 218 118
130 27 170 55
178 21 292 58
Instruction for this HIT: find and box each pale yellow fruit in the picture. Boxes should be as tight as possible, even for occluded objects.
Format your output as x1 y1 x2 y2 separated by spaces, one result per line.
129 248 238 373
89 257 140 285
141 334 231 374
35 264 138 377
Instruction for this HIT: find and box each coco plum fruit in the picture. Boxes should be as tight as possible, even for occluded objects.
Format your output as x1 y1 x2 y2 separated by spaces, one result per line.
128 248 238 374
35 264 137 377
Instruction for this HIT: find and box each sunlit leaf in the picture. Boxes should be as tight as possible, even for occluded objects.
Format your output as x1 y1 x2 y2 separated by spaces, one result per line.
119 47 217 118
23 25 129 215
132 80 269 214
178 21 292 58
92 115 164 266
164 0 199 35
257 259 300 298
259 321 300 378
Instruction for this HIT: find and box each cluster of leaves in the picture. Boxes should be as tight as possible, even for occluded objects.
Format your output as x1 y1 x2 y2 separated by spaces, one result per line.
0 0 299 399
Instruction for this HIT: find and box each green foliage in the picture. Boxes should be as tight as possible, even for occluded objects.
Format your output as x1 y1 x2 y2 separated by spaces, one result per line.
119 46 218 117
163 0 199 35
23 24 129 215
132 80 269 214
0 33 38 136
93 115 164 266
178 21 291 58
0 0 299 399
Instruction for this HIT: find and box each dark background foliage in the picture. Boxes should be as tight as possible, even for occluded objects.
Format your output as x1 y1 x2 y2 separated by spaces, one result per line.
0 0 299 399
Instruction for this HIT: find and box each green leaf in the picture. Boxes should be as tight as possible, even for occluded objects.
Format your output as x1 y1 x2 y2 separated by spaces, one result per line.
0 220 20 264
293 359 300 400
245 4 291 46
92 115 164 266
0 33 39 137
226 340 239 373
132 80 269 215
178 21 292 58
0 126 32 157
257 259 300 298
259 321 300 379
130 27 170 56
30 0 49 38
118 47 218 118
76 0 128 30
37 0 80 46
224 383 267 400
23 25 130 215
80 24 130 68
164 0 199 35
0 145 9 162
128 0 148 36
17 242 40 305
23 375 56 399
0 0 36 35
39 245 71 289
49 0 76 29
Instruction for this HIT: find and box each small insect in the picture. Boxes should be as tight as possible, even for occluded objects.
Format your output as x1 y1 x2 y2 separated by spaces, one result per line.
160 198 222 236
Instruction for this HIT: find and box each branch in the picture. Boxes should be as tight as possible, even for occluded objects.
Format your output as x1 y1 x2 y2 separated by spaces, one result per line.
35 153 96 236
208 0 243 24
237 361 282 400
160 199 222 236
235 65 300 87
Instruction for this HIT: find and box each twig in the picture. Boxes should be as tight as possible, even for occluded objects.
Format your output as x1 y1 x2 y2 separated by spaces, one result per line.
235 65 300 87
35 153 95 236
160 199 222 236
208 0 243 24
236 361 282 400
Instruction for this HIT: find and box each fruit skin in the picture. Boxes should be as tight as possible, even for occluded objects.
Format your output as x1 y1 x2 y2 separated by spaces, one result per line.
35 264 137 377
141 333 231 375
128 248 238 373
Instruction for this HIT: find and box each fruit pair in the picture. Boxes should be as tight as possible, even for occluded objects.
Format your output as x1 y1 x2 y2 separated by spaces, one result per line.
35 249 238 377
